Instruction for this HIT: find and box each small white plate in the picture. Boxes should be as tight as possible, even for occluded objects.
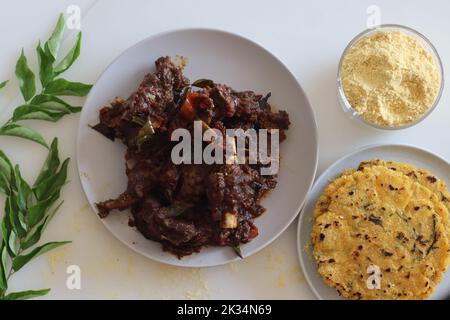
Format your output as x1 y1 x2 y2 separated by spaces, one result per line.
77 29 318 267
297 144 450 300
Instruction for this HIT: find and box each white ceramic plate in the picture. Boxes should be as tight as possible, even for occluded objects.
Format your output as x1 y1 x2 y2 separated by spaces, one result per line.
77 29 318 267
298 144 450 300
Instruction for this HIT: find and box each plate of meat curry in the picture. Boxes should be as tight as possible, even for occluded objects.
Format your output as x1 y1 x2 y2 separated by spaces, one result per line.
77 29 318 267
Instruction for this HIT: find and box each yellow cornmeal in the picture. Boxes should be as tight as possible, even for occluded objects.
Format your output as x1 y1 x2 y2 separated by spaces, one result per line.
341 30 441 127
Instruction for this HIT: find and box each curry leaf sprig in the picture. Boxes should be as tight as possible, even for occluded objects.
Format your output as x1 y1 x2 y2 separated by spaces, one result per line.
0 14 92 148
0 138 71 300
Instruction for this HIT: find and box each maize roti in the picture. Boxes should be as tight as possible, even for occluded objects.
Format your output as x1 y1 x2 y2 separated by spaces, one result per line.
356 159 450 233
312 165 450 300
316 159 450 233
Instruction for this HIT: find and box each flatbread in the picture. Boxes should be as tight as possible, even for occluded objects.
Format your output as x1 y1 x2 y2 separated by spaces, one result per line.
312 164 450 300
357 159 450 233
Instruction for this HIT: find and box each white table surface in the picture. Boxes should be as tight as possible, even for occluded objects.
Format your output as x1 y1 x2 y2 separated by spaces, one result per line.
0 0 449 299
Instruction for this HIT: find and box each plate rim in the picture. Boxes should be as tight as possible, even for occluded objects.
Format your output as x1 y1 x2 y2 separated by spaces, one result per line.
76 27 319 267
297 143 450 299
